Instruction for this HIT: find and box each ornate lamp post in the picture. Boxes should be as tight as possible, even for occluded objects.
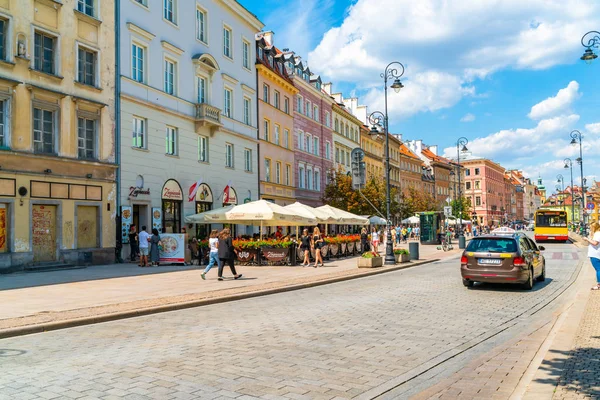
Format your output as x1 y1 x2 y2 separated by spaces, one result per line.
564 158 575 226
455 137 468 248
557 175 566 214
580 31 600 64
367 61 405 265
570 130 586 234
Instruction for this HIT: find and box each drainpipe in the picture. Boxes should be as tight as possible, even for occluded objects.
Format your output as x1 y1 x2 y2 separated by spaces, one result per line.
255 62 260 204
114 0 122 263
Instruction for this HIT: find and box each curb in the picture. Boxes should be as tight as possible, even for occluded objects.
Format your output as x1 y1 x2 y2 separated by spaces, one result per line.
0 258 441 340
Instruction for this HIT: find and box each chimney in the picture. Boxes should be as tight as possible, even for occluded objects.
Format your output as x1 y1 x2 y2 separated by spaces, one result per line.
356 105 368 125
429 145 438 155
262 31 274 46
322 82 332 95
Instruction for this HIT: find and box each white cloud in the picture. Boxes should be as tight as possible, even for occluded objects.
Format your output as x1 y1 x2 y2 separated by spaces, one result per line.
527 81 580 120
460 113 476 122
585 122 600 134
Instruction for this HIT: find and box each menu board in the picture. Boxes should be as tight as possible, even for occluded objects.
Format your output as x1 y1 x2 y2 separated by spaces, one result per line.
152 207 162 233
121 206 132 244
159 233 185 264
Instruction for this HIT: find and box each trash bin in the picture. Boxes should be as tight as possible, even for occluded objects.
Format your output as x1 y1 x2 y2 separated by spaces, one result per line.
409 242 419 260
289 245 297 266
458 235 466 249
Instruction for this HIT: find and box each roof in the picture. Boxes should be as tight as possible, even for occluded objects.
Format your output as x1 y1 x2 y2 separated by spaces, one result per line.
399 144 423 161
421 147 453 165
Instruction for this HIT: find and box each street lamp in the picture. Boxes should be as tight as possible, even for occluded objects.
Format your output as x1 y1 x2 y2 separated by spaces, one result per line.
564 158 575 227
580 31 600 64
456 137 468 248
557 174 566 214
367 61 405 266
570 130 586 234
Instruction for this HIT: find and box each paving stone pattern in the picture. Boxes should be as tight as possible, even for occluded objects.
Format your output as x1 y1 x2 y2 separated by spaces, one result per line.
552 291 600 400
0 245 581 400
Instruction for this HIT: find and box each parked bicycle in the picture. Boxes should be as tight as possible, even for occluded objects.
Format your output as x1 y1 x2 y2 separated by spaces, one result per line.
437 236 454 252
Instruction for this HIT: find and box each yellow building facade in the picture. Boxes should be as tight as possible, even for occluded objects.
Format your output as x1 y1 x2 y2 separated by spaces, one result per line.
360 125 384 179
0 0 116 271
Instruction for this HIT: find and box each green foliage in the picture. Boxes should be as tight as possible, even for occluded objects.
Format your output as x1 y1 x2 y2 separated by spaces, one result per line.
393 248 409 255
450 196 472 219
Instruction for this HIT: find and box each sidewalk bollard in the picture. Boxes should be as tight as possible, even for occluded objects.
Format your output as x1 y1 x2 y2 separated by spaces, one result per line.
458 235 466 249
289 245 297 266
409 242 419 260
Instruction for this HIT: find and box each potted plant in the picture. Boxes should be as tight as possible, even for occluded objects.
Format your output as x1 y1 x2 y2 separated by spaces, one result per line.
357 251 383 268
394 248 410 263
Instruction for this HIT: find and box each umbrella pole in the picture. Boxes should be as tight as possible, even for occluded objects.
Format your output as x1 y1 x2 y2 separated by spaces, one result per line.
260 221 263 241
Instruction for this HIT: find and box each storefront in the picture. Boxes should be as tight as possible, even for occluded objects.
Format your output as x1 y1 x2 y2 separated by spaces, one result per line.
195 183 213 239
162 179 183 234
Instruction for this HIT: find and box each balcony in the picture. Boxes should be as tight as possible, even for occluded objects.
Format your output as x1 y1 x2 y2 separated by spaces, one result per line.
195 103 222 135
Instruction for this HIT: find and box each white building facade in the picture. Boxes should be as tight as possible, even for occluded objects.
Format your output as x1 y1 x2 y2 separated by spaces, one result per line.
119 0 263 248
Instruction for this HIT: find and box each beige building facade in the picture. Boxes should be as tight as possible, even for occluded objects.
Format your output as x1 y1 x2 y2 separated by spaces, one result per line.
0 0 117 271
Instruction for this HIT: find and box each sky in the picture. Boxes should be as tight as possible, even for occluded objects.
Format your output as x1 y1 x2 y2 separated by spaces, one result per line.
239 0 600 195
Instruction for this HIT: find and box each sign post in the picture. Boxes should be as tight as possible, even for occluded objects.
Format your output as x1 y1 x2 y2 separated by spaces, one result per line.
443 206 452 217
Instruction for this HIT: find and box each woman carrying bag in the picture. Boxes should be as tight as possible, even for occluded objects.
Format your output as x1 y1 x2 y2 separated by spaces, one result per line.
312 227 324 268
299 229 311 266
217 228 242 281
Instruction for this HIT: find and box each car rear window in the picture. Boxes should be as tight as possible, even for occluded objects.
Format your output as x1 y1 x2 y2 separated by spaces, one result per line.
466 238 517 253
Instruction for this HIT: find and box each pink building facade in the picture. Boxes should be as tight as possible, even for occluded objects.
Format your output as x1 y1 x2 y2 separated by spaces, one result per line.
462 158 506 227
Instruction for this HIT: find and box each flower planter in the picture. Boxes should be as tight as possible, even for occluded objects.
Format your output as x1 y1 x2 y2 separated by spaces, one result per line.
341 243 348 256
328 244 339 256
358 256 383 268
348 242 356 254
400 253 410 263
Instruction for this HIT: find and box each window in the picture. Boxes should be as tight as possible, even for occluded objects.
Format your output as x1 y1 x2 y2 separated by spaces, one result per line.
275 124 280 145
197 76 206 103
132 117 145 148
263 119 269 141
313 105 319 122
225 143 233 168
0 19 6 61
306 101 311 118
0 100 7 148
283 129 289 148
476 196 481 206
264 159 271 182
134 0 147 5
465 169 470 176
475 168 480 175
198 136 208 162
263 84 269 103
164 59 175 95
223 88 232 118
325 112 330 127
223 26 232 58
335 148 340 163
276 162 281 184
346 150 350 166
242 40 250 69
77 0 95 17
244 148 252 172
77 117 96 159
297 95 303 114
297 131 304 151
286 165 291 186
243 97 251 125
34 31 56 75
274 91 280 109
305 134 311 153
340 150 345 165
313 137 319 156
165 126 177 155
163 0 176 24
33 108 55 154
475 180 480 189
345 124 349 137
314 169 320 191
196 8 207 43
284 97 289 114
131 43 145 82
78 47 96 86
334 119 339 132
307 167 313 190
466 182 471 190
299 165 305 188
325 141 330 159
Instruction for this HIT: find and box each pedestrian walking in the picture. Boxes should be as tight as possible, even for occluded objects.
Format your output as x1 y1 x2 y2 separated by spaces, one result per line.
299 228 311 266
395 225 401 245
360 227 369 252
583 221 600 290
149 228 162 266
137 226 150 267
217 228 242 281
201 230 220 280
312 227 324 268
128 224 139 262
371 228 379 252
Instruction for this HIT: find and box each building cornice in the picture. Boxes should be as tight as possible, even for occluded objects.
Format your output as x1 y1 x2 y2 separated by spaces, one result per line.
126 22 155 41
161 40 184 56
220 0 264 32
257 64 298 94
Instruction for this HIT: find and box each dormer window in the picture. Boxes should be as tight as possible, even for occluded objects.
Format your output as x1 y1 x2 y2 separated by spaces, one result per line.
303 72 309 81
296 67 302 75
315 82 321 90
268 55 273 67
258 47 263 59
285 62 293 74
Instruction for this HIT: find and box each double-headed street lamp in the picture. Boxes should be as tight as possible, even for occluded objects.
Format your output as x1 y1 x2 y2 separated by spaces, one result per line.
570 130 586 233
557 175 566 214
564 158 575 226
367 61 405 266
455 137 468 248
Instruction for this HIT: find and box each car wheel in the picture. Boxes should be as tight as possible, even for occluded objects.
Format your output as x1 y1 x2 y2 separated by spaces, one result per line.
462 279 474 288
523 268 534 290
536 263 546 282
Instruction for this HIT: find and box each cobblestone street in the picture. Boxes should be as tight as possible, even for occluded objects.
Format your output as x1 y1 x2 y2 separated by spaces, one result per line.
0 241 584 399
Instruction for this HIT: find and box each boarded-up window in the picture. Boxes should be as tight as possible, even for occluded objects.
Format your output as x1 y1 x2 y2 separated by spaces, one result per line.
77 206 97 249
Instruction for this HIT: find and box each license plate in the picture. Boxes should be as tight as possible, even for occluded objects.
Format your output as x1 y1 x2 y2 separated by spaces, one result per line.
479 258 501 265
548 237 555 240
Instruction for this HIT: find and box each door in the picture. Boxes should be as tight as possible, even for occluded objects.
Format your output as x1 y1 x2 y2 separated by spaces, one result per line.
526 237 542 276
77 206 97 249
32 205 57 262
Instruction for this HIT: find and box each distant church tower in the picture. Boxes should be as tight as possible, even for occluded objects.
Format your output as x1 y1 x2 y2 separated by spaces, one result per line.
537 176 546 204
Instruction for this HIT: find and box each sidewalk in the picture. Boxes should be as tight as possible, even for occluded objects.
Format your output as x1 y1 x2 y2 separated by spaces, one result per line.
0 241 458 338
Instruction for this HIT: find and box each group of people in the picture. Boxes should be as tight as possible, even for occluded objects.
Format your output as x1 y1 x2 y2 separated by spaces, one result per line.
128 225 162 267
298 227 325 267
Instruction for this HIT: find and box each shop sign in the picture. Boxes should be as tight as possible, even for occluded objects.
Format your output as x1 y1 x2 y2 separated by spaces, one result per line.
223 187 238 205
262 247 289 262
121 206 132 244
159 233 185 264
162 180 183 201
128 186 151 199
236 249 257 262
195 183 213 203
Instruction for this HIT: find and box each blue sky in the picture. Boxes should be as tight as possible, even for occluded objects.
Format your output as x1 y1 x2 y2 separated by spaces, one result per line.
239 0 600 192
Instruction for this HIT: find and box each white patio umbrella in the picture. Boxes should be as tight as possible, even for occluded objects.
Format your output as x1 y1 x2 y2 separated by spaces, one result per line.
316 205 369 225
184 205 235 223
284 202 339 223
368 215 388 225
401 216 420 224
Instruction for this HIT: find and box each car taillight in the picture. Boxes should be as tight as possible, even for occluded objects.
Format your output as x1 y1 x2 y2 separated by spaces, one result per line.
513 256 526 267
461 255 468 264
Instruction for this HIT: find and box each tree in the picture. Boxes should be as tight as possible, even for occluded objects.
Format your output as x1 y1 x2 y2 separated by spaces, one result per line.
450 196 471 219
401 187 438 219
